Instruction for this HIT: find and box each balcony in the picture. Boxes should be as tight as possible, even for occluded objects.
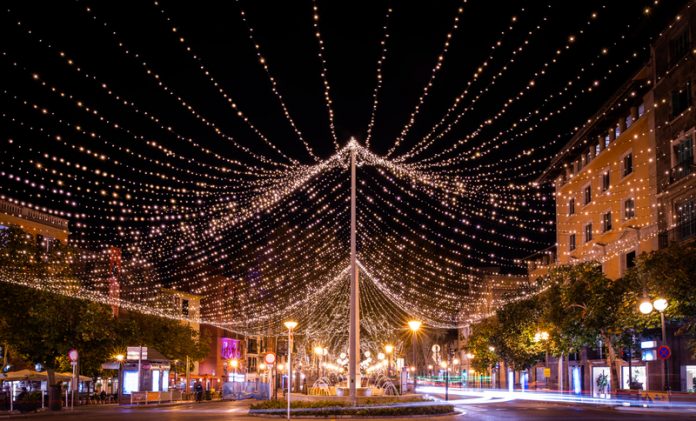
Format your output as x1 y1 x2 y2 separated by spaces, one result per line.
669 161 695 185
658 217 696 248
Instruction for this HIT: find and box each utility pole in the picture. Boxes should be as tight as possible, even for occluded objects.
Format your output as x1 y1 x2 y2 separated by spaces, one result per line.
349 139 360 402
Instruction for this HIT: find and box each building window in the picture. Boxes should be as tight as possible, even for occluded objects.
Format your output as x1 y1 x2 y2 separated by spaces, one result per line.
625 115 633 129
569 234 576 252
624 198 636 219
670 28 690 65
671 137 695 183
584 149 592 165
602 211 612 233
602 171 610 192
674 137 694 166
671 81 692 118
638 103 645 117
626 250 637 270
584 223 593 243
595 143 601 156
623 152 633 177
676 198 696 241
604 134 611 148
568 198 576 215
584 184 592 205
615 126 621 138
181 299 189 316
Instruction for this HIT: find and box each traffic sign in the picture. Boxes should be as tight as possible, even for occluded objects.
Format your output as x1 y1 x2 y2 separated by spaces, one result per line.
68 349 79 362
264 353 276 365
657 345 671 360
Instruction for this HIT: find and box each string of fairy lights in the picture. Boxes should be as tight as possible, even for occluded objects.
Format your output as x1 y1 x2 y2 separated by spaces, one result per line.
0 0 684 335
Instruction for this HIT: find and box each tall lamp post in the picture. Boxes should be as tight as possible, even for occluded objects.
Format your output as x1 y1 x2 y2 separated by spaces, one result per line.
313 346 323 379
640 297 669 390
440 361 449 401
534 331 550 388
230 359 239 397
115 354 124 404
384 344 394 377
408 320 422 394
284 321 298 420
465 353 474 388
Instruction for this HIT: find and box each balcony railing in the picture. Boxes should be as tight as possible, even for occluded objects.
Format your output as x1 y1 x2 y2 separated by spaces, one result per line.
669 161 695 185
0 198 69 230
658 217 696 248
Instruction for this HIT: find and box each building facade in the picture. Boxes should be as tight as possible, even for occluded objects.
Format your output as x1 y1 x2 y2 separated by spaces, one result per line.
540 69 658 280
532 2 696 393
653 5 696 248
0 198 70 244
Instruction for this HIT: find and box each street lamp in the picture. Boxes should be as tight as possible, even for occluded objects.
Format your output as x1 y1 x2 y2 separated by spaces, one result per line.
384 344 394 377
465 353 474 388
640 297 669 390
440 361 449 401
115 354 124 404
284 321 298 420
314 346 323 378
408 320 422 393
230 358 239 397
534 331 550 388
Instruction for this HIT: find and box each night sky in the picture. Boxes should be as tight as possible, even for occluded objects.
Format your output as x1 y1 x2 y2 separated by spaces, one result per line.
0 0 689 327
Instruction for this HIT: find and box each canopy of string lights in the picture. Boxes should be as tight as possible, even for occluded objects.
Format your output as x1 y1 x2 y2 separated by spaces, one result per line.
0 0 688 340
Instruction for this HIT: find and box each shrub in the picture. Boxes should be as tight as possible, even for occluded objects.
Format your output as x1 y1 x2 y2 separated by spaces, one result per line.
250 402 454 417
14 391 43 413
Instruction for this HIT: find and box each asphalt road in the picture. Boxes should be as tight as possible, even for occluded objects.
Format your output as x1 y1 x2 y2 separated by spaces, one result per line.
3 399 696 420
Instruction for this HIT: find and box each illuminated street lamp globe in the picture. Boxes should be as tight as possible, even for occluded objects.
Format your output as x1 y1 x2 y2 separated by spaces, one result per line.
639 299 654 314
408 320 422 332
653 298 668 312
384 344 394 354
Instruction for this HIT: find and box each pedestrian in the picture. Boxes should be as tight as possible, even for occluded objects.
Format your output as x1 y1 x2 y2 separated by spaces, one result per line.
194 380 203 402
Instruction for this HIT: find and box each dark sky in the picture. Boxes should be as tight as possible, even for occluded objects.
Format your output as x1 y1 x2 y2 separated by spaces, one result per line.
0 0 689 324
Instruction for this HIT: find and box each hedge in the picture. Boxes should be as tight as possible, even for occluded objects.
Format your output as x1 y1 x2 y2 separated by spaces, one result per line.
249 402 454 417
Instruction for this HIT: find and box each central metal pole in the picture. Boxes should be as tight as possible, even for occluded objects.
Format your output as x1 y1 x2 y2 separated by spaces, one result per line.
661 311 669 391
349 142 360 401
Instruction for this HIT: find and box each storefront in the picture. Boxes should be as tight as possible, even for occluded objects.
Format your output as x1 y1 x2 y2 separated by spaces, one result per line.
120 347 171 400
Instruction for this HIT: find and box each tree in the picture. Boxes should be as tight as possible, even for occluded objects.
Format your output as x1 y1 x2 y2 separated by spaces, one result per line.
0 224 210 408
491 296 545 371
625 243 696 356
543 263 645 392
466 317 500 373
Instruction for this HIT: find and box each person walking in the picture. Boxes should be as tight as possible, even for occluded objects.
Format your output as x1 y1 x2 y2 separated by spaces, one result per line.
194 380 203 403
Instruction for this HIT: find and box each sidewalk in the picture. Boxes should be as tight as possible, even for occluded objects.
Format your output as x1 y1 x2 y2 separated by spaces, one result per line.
0 399 222 418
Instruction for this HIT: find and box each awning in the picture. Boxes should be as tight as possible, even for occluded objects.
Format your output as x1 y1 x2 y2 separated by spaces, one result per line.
0 370 92 382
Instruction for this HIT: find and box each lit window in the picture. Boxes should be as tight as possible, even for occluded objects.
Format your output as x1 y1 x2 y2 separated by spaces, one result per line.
625 115 633 128
624 198 636 219
602 212 612 232
638 103 645 117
